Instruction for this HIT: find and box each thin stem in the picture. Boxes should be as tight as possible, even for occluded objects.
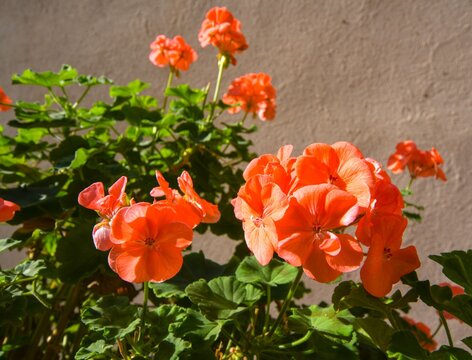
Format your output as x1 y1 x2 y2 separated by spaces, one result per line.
208 55 228 122
268 267 303 337
439 311 453 347
405 177 415 192
239 111 249 126
263 286 272 333
277 329 314 349
162 70 174 111
73 86 91 108
141 282 149 332
431 321 442 338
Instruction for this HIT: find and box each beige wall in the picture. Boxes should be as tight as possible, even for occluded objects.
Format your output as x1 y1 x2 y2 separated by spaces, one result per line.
1 0 471 344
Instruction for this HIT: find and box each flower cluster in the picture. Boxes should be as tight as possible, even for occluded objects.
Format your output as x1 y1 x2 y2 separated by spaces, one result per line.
79 171 220 283
233 142 421 297
148 7 276 122
388 140 446 181
223 73 276 121
0 87 12 112
199 6 248 65
149 35 197 73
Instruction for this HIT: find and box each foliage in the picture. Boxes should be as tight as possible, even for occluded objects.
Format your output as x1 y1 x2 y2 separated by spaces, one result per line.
0 6 470 360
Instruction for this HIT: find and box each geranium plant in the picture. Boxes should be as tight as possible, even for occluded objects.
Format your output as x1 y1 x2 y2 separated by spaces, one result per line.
0 6 471 360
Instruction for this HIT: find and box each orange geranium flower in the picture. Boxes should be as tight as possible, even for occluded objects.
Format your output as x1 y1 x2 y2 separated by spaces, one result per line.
403 316 438 351
360 214 420 297
233 175 288 265
177 171 220 223
109 202 193 283
198 7 248 65
387 140 446 181
277 184 363 282
0 198 20 222
78 176 128 250
223 73 276 121
439 282 465 321
149 35 197 72
295 142 375 209
242 145 295 193
150 170 220 226
0 87 13 112
356 179 404 246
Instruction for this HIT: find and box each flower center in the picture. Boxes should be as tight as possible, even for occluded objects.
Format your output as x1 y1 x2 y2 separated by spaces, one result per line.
384 247 393 260
329 174 338 184
144 237 156 247
251 215 264 228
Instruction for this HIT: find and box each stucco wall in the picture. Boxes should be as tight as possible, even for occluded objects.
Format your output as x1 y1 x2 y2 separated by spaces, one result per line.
1 0 471 345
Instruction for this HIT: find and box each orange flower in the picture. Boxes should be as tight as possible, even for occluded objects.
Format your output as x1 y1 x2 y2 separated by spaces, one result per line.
109 202 193 283
149 35 197 72
295 142 375 209
198 7 248 65
150 170 220 226
242 145 295 193
0 198 20 222
403 316 438 351
387 140 446 181
78 176 128 250
439 282 465 321
360 214 420 297
223 73 276 121
0 87 13 112
233 175 288 265
177 171 220 223
277 184 363 282
356 180 404 246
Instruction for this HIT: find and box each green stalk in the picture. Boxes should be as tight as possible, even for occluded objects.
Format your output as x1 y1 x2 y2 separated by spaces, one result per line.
263 285 272 333
439 311 453 347
162 70 174 111
277 330 314 349
140 282 149 333
431 321 442 338
267 267 303 336
208 55 228 122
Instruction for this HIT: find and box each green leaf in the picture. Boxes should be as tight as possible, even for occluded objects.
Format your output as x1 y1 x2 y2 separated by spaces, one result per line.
12 65 78 87
185 276 262 320
56 222 105 283
430 346 472 360
155 334 191 360
387 331 429 359
70 148 90 169
0 238 21 253
77 75 113 87
81 296 139 339
463 336 472 351
75 339 114 360
430 250 472 295
14 259 47 277
165 85 206 105
403 210 422 222
289 305 354 338
235 255 299 287
354 317 395 351
151 251 236 299
109 79 150 98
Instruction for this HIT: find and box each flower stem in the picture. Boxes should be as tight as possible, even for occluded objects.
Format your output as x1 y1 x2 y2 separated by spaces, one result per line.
268 267 303 337
140 282 149 334
162 70 174 111
431 321 442 338
208 55 228 122
277 329 314 349
439 311 453 347
263 285 272 333
239 111 249 126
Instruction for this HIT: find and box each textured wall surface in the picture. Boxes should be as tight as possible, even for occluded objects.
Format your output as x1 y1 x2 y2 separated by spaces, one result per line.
1 0 471 344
